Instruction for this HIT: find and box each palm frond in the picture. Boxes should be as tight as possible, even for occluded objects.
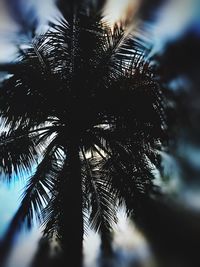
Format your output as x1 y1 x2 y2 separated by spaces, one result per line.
81 150 117 235
100 152 155 214
0 45 63 126
41 155 68 240
41 160 73 242
88 122 162 214
43 140 83 247
0 129 39 179
42 194 60 240
0 138 61 264
98 23 152 81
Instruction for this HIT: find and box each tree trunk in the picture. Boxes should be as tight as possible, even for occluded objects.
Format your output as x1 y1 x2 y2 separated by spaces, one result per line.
59 137 83 267
100 229 113 257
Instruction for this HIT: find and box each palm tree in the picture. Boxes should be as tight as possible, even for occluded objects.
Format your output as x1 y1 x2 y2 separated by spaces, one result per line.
0 0 165 266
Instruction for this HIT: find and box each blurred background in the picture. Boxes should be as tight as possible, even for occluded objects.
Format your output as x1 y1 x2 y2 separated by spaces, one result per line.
0 0 200 266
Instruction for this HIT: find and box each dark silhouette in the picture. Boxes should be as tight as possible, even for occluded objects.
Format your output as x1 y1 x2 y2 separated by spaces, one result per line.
132 195 200 267
131 27 200 267
0 1 165 266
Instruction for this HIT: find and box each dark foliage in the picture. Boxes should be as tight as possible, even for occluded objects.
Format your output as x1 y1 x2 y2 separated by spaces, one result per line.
0 1 165 266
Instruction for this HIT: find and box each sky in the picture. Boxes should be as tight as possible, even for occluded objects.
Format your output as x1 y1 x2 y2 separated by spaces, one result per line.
150 0 200 53
0 0 200 62
0 0 200 266
0 181 22 237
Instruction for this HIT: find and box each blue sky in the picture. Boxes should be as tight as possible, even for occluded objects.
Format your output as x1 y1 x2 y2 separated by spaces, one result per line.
0 180 23 237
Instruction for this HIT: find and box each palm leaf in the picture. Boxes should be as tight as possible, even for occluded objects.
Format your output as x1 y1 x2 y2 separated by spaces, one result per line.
0 137 61 264
0 129 39 179
81 150 117 235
